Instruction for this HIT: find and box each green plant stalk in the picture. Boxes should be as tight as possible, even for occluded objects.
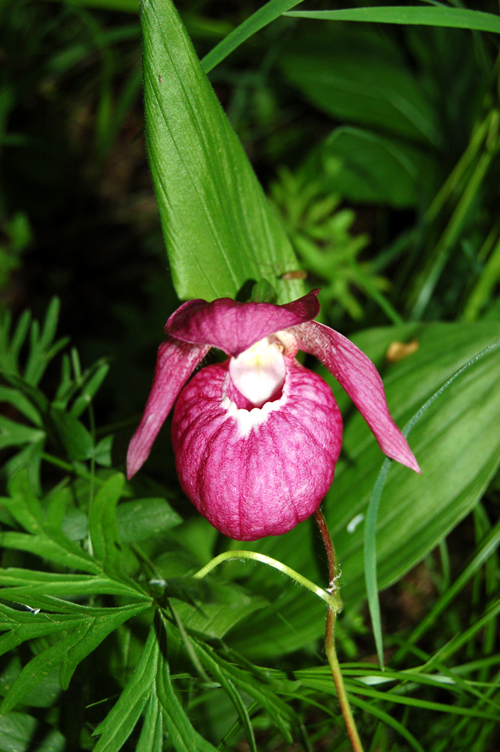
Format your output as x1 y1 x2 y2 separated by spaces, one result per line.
424 112 492 225
194 532 363 750
193 550 337 608
314 510 364 752
410 143 497 319
462 229 500 321
368 336 500 667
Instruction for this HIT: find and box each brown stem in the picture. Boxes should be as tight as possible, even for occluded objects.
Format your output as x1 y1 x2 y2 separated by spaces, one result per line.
314 509 364 752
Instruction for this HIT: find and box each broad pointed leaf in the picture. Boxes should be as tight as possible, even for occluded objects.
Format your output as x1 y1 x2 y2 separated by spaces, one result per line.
142 0 302 303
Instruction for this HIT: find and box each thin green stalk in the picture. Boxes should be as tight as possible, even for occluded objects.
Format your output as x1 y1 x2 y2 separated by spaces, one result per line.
193 550 337 609
424 112 491 225
86 403 97 558
410 143 497 319
462 227 500 321
194 532 363 750
314 510 364 752
394 507 500 663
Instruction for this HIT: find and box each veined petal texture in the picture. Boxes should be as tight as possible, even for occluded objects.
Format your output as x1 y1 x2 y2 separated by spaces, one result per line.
172 360 343 540
292 321 420 472
165 290 320 357
127 338 210 478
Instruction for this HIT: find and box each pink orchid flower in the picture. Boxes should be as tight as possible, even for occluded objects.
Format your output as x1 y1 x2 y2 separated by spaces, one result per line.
127 290 419 541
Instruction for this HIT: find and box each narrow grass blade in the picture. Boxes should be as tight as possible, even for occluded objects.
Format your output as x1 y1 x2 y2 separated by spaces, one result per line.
286 6 500 35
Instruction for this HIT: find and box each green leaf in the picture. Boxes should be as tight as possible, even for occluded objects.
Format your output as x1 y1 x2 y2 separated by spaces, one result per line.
193 639 294 745
88 473 125 572
0 618 88 658
50 408 94 461
0 309 30 379
0 532 101 575
317 126 437 207
45 485 72 530
0 373 49 415
3 471 44 532
59 603 152 689
93 435 114 467
117 498 182 543
0 416 44 451
155 632 218 752
0 601 80 626
142 0 302 303
0 386 42 426
328 322 500 602
0 604 87 658
0 570 149 602
0 712 65 752
24 298 69 387
136 693 163 752
61 506 88 541
2 439 45 497
286 6 500 35
0 624 91 714
279 25 439 144
172 580 268 639
304 667 500 721
0 660 62 708
92 625 159 752
70 361 110 418
201 0 306 73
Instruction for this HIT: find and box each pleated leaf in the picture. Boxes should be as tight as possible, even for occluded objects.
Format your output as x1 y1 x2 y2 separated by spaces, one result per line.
141 0 302 303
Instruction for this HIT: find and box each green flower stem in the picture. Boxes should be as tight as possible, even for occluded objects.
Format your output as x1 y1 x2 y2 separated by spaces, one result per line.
315 509 364 752
195 526 364 752
424 111 492 224
193 550 337 608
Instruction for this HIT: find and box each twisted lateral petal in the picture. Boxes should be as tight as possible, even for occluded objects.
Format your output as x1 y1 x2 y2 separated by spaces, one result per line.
126 338 210 479
165 290 320 357
292 321 420 473
172 360 342 540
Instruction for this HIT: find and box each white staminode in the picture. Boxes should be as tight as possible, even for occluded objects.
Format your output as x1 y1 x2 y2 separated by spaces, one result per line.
221 395 284 438
229 337 286 407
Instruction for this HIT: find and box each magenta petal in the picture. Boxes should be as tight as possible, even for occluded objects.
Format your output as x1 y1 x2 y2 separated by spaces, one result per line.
165 290 321 357
126 338 210 479
292 321 420 473
172 360 342 541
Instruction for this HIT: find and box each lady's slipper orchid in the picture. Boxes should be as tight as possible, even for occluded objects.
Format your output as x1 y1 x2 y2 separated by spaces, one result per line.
127 290 419 541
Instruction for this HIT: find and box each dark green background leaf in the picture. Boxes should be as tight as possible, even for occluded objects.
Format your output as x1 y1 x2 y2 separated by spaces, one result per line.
280 25 440 144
